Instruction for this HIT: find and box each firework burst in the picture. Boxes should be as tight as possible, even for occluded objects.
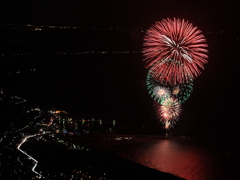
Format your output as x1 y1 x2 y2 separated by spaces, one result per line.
147 69 193 103
143 18 208 85
156 97 182 129
146 70 170 103
153 86 170 103
172 80 193 103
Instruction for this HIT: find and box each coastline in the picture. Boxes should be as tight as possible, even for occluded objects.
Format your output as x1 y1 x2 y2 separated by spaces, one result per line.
20 134 187 180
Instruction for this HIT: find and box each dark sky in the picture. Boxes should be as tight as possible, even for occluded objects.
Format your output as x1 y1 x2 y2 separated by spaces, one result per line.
0 0 240 29
0 0 240 134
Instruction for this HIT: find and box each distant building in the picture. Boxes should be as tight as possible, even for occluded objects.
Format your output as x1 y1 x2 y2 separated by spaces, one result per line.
52 111 116 134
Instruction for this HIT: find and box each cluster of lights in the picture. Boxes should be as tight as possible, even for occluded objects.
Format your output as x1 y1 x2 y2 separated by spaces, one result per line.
0 51 142 59
54 117 116 135
17 134 42 178
0 91 57 178
16 23 139 32
14 110 59 178
37 169 111 180
44 136 86 151
4 69 36 76
0 123 41 178
0 90 27 104
0 90 119 179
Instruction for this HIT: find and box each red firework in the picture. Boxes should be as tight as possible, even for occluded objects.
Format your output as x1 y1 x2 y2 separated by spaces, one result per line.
143 18 208 85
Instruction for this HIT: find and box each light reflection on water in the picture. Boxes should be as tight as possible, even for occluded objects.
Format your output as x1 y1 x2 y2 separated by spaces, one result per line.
116 138 240 180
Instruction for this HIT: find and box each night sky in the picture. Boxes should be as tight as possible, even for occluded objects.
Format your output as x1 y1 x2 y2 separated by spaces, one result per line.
0 1 239 29
0 1 240 134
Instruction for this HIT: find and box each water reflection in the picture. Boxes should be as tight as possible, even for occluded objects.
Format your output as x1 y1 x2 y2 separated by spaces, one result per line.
144 140 212 179
117 138 240 180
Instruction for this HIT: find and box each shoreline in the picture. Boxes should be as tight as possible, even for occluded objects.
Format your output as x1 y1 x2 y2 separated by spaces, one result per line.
20 136 186 180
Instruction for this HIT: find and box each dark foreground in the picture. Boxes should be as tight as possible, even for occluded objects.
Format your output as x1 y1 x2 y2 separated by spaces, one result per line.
5 133 240 179
28 139 185 180
1 134 186 180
